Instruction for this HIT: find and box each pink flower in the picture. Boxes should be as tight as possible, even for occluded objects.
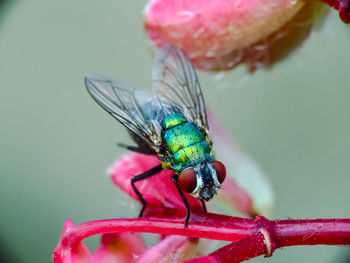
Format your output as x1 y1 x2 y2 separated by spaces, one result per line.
94 232 145 263
144 0 320 71
53 113 274 262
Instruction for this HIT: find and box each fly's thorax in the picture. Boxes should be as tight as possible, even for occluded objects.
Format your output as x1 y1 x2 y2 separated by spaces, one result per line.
162 113 186 130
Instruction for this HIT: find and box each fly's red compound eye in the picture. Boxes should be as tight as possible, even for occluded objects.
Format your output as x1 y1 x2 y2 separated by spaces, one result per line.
178 168 197 193
213 161 226 184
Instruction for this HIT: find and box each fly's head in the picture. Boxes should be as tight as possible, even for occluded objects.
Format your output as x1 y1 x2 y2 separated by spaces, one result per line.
177 161 226 202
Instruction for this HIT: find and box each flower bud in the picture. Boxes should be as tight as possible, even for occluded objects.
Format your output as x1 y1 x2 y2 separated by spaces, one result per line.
145 0 319 71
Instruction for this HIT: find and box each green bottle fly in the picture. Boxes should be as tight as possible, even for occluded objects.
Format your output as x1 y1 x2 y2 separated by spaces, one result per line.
85 45 226 226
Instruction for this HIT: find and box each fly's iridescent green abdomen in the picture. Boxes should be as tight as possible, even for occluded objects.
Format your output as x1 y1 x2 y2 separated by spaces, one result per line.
162 113 212 172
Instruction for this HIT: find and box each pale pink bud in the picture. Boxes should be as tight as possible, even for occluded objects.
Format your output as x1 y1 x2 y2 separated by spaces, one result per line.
145 0 317 71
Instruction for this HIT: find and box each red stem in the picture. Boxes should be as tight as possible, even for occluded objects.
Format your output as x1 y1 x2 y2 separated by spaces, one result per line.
54 214 350 263
273 217 350 247
185 216 350 263
59 213 256 249
185 231 267 263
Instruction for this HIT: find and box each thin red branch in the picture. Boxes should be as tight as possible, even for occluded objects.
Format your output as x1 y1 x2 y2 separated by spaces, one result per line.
185 231 267 263
185 216 350 263
54 213 350 263
59 213 255 247
272 217 350 247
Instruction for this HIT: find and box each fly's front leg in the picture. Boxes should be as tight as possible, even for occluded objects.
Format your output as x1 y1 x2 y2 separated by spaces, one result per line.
131 164 162 217
172 175 191 227
201 200 207 213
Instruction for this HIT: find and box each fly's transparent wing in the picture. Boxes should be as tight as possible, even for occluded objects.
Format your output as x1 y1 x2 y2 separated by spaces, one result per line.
85 72 163 152
152 45 209 133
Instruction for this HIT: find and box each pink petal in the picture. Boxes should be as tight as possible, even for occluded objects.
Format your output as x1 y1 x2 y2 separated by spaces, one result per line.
145 0 314 71
93 232 146 263
208 112 274 217
109 153 203 214
218 176 254 217
134 235 199 263
53 219 93 263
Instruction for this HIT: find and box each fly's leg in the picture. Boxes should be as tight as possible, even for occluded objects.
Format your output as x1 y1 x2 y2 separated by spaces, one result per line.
131 164 162 217
118 143 154 155
173 175 191 227
201 200 207 213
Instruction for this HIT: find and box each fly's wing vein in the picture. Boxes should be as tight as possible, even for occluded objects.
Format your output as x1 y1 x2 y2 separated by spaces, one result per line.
152 45 209 134
85 72 163 152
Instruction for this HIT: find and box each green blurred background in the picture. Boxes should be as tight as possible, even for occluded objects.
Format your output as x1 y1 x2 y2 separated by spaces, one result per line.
0 1 349 262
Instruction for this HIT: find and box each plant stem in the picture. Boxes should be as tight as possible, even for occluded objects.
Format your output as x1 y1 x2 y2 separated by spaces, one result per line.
184 216 350 262
54 213 350 263
59 213 256 248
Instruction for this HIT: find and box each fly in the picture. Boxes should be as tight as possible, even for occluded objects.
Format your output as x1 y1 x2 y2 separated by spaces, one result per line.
85 45 226 226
